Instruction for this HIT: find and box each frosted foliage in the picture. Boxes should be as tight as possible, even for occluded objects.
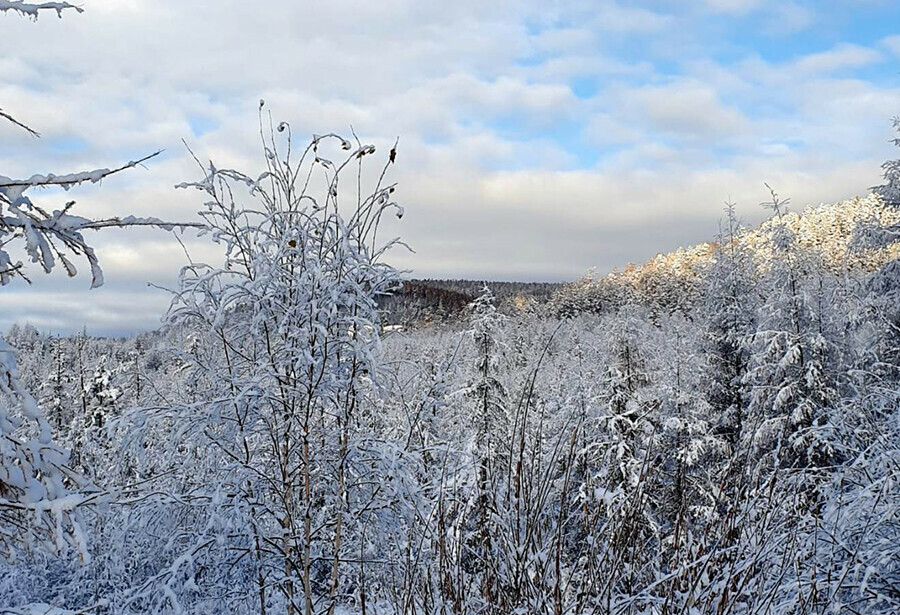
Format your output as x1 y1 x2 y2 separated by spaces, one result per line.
874 116 900 206
466 285 509 457
0 1 82 19
0 153 193 288
0 338 88 561
107 112 407 613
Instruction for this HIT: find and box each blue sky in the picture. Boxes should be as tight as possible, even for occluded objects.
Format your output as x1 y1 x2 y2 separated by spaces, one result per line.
2 0 900 333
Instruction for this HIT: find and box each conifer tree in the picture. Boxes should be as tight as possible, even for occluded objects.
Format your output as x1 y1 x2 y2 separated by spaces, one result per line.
702 204 757 449
461 285 509 608
743 187 839 476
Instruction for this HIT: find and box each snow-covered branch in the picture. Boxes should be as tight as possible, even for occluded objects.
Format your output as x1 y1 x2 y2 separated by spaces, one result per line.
0 151 162 193
0 0 83 19
0 151 205 288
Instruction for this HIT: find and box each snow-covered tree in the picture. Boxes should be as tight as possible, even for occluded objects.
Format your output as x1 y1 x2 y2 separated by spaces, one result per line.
458 286 510 606
873 116 900 208
702 203 757 449
127 109 405 614
858 119 900 372
0 2 200 563
38 336 74 432
465 286 509 474
743 187 840 481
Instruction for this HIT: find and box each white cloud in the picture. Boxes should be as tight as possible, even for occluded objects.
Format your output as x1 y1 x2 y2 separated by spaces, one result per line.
703 0 766 15
616 81 749 141
1 0 898 331
880 34 900 56
529 27 595 55
592 3 672 32
0 286 172 334
585 113 641 145
764 2 815 34
792 43 882 73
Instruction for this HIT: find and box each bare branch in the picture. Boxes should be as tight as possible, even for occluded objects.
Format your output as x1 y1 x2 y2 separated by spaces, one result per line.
0 108 40 137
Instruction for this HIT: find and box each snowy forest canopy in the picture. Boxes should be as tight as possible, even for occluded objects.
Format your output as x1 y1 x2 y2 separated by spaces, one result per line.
4 4 900 615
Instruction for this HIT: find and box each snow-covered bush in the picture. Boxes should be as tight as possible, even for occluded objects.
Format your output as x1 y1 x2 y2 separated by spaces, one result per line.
121 107 406 613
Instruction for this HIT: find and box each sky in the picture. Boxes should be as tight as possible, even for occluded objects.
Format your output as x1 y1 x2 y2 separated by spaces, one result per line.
2 0 900 334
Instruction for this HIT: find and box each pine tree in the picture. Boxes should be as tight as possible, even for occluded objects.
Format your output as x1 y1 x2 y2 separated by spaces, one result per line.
702 203 757 450
38 335 74 432
743 187 839 477
467 286 509 474
83 357 120 430
461 285 509 608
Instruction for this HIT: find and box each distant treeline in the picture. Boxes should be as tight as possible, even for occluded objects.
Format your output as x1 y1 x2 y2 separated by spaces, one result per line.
378 278 565 325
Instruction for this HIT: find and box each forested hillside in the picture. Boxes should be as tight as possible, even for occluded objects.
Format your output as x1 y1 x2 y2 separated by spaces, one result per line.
551 192 900 317
378 279 562 325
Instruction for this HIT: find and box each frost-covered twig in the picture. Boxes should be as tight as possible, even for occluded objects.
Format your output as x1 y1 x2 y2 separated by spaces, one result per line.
0 151 205 287
0 0 83 19
0 0 81 137
0 108 39 137
0 151 162 192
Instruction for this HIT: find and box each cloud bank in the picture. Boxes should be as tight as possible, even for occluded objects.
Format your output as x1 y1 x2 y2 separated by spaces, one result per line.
1 0 899 333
